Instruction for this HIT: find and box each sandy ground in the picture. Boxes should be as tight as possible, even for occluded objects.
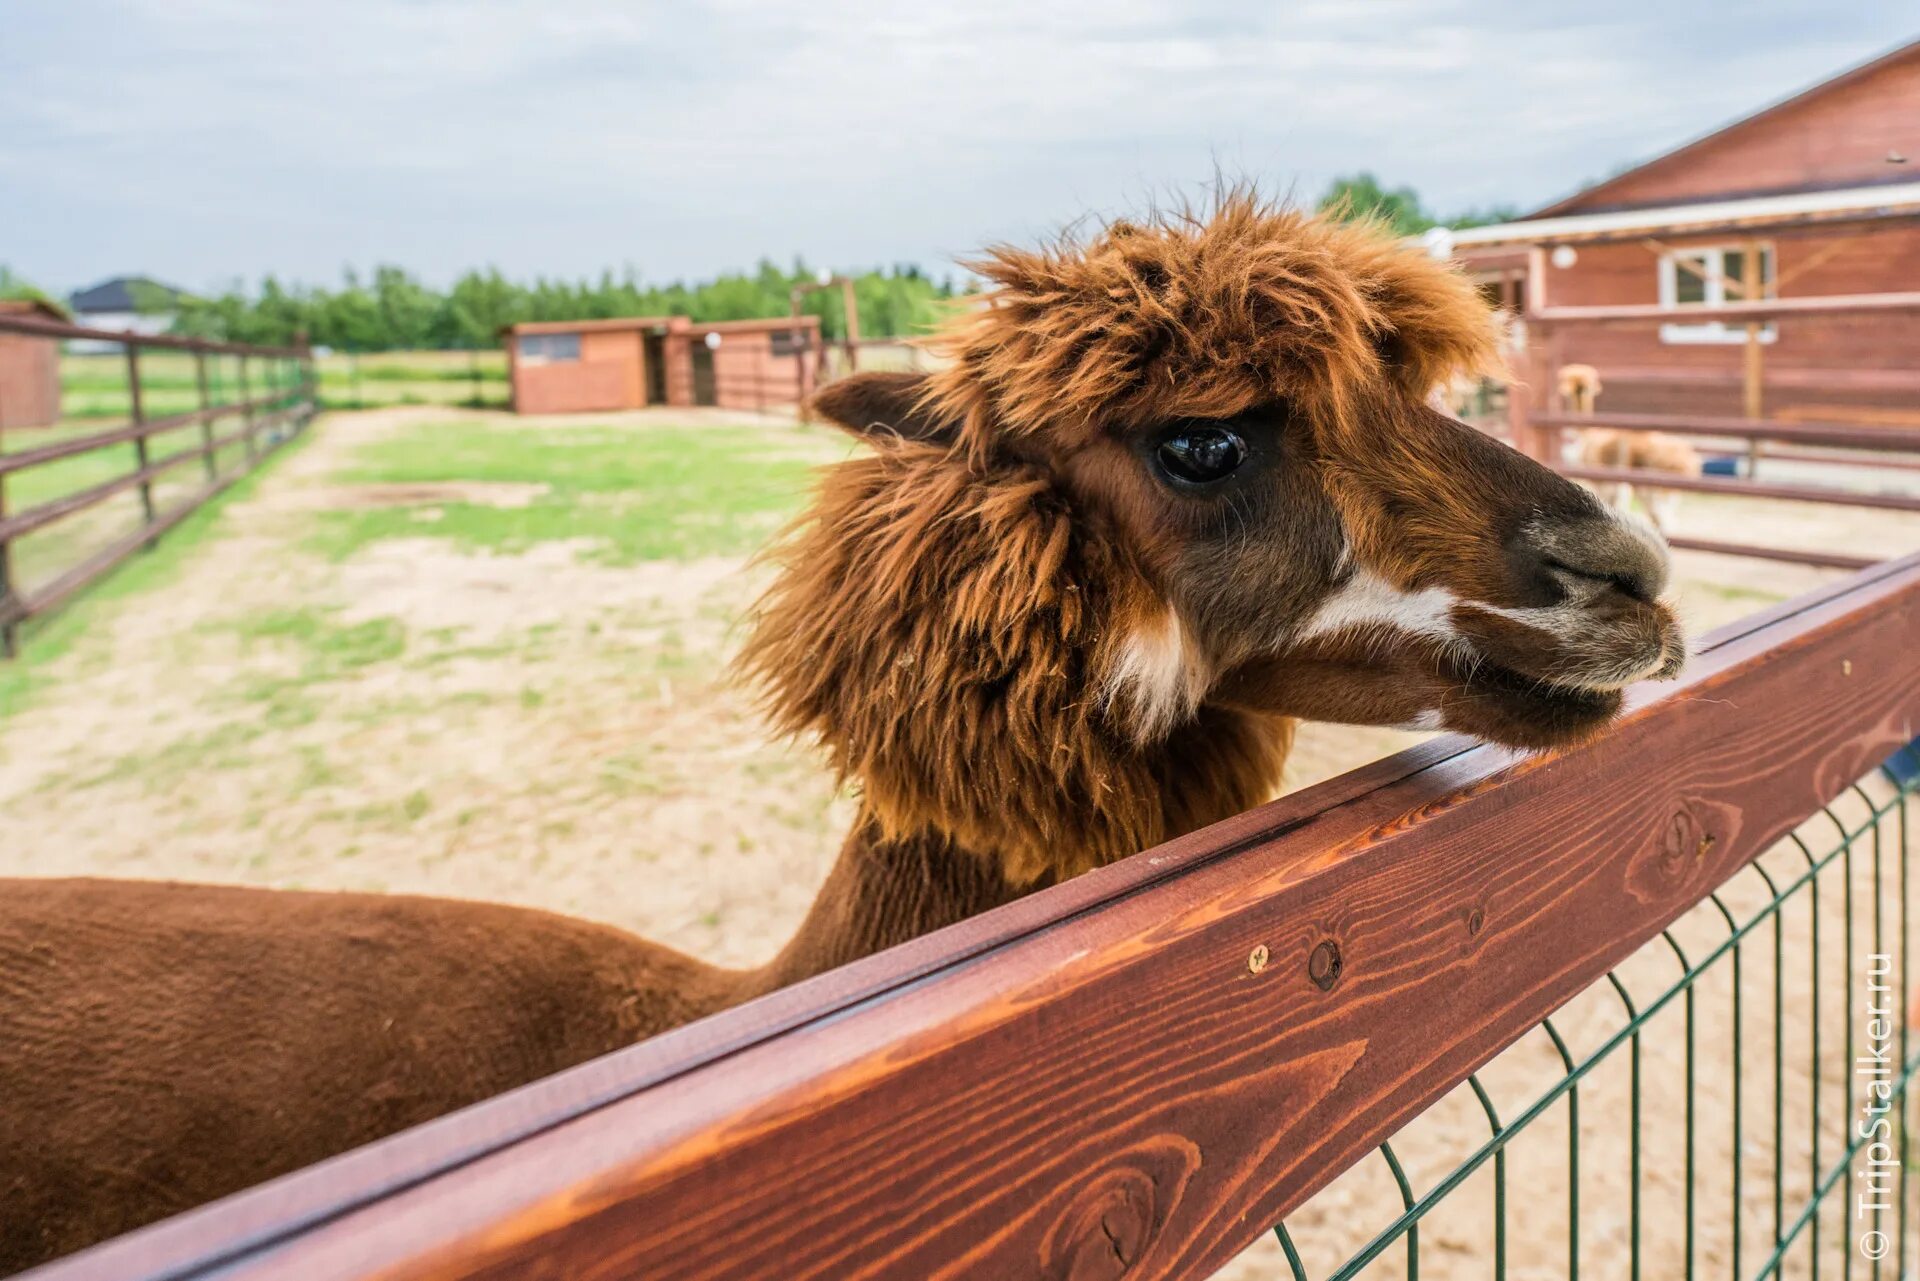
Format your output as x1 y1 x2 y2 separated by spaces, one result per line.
2 405 1916 1278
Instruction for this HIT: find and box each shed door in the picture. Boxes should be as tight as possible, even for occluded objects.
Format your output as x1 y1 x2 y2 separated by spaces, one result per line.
690 347 717 406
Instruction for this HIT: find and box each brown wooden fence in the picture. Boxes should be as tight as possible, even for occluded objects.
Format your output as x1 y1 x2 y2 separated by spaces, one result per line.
0 314 314 656
1509 293 1920 571
31 552 1920 1279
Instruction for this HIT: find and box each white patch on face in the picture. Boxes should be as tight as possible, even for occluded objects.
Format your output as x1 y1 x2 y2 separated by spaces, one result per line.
1107 607 1209 742
1298 569 1464 652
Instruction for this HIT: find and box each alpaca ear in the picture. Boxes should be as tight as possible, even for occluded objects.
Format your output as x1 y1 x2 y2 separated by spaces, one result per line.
1367 256 1505 397
810 372 957 445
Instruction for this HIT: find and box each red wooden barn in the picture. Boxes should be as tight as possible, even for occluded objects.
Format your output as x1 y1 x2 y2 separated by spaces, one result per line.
1452 38 1920 424
0 299 67 430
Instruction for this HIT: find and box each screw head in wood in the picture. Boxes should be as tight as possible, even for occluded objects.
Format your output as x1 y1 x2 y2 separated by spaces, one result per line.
1247 944 1270 974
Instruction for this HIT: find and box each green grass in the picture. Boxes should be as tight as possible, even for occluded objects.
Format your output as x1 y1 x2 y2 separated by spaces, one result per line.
306 419 845 564
56 351 313 420
312 350 507 411
1 412 837 727
49 350 505 420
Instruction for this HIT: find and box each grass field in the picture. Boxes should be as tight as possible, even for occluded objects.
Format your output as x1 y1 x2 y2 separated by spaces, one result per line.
50 348 509 422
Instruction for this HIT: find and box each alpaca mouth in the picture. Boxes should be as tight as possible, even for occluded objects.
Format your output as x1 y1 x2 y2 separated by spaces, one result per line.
1440 656 1627 750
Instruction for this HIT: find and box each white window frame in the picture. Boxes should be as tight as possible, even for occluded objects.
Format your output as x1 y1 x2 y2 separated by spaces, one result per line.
1658 244 1778 345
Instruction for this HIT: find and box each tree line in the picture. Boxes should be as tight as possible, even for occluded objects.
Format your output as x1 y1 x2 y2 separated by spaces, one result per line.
167 261 966 351
1315 173 1520 236
3 174 1518 351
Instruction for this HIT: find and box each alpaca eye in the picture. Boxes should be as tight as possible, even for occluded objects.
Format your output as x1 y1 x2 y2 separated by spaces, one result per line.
1156 427 1247 485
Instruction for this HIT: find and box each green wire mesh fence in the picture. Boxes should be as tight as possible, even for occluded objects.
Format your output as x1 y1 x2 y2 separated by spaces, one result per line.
1254 756 1916 1280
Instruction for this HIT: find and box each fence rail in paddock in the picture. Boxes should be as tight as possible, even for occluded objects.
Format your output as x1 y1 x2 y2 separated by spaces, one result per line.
39 552 1920 1281
1509 291 1920 572
0 314 315 657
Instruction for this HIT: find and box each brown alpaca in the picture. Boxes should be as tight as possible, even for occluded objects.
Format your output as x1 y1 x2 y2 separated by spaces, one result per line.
1559 363 1702 534
0 197 1686 1272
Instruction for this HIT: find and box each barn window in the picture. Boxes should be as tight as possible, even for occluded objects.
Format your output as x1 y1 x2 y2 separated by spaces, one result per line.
519 333 581 363
768 329 807 357
1658 245 1776 344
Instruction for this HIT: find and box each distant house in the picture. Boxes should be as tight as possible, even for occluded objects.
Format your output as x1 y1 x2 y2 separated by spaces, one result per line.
0 299 68 429
1450 38 1920 422
66 276 192 353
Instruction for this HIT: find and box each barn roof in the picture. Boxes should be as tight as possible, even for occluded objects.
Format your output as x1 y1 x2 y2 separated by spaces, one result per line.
1448 179 1920 250
1530 37 1920 219
68 275 191 314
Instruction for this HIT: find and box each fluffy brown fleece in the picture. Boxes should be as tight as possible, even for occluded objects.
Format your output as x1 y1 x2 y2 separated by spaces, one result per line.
736 435 1295 883
922 195 1499 450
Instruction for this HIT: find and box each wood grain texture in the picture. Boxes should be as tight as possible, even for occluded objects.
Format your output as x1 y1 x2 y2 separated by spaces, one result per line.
29 556 1920 1281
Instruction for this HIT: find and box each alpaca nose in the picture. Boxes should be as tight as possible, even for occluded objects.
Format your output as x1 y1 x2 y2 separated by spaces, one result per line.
1516 511 1672 606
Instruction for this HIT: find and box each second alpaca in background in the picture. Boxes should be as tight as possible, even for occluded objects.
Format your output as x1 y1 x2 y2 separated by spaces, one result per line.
1560 363 1702 534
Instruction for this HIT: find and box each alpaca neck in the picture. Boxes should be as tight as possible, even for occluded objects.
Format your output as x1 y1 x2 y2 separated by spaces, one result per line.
742 812 1037 1000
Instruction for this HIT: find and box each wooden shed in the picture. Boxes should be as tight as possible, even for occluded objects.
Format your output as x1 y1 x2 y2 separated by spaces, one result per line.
504 315 822 415
0 299 67 430
1451 37 1920 423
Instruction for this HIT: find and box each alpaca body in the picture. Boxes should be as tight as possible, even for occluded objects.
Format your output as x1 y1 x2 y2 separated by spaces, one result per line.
0 820 1029 1271
1574 427 1704 533
3 198 1687 1271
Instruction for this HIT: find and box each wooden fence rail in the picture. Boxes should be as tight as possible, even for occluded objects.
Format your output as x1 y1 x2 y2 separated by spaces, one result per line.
0 315 315 656
34 552 1920 1281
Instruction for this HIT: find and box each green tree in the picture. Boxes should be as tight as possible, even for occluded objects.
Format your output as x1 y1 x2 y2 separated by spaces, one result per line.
165 260 959 349
1318 175 1521 235
1317 173 1434 235
1446 204 1522 230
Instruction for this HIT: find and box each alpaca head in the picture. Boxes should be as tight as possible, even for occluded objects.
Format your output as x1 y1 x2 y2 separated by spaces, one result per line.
1558 363 1603 411
743 195 1684 883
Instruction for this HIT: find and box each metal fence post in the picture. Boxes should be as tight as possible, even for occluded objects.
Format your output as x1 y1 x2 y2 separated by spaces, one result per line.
469 347 482 407
194 348 217 481
125 343 158 542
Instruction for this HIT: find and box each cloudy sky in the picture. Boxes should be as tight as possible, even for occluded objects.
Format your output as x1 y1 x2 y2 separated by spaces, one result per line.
3 1 1913 295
